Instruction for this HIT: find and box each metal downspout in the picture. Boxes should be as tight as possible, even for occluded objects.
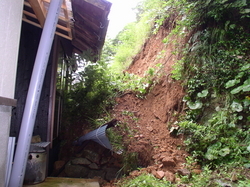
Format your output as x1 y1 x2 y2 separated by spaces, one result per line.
8 0 63 186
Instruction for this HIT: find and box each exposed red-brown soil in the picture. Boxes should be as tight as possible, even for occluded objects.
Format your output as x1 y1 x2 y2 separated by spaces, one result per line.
104 23 190 185
58 18 191 185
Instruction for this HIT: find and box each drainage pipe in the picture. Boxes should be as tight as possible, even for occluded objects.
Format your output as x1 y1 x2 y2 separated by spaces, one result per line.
8 0 63 186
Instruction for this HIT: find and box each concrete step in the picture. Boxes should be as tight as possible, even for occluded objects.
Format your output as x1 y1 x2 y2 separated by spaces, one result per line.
23 177 100 187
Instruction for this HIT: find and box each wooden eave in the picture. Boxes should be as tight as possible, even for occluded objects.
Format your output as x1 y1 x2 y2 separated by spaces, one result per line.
22 0 111 58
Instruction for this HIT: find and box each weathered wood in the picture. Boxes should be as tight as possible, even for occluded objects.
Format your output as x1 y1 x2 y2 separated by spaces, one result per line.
23 177 100 187
28 0 46 27
22 0 111 58
0 96 17 107
23 0 73 41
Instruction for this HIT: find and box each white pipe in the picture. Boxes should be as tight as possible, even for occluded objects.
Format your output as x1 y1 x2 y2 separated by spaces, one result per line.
8 0 63 186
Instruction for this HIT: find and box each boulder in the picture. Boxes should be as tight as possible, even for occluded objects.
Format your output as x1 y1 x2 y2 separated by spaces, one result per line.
53 160 65 171
164 171 175 183
71 158 91 165
89 163 99 170
82 149 100 164
154 170 165 179
162 157 176 167
177 168 191 178
64 162 89 178
88 169 106 179
105 167 121 181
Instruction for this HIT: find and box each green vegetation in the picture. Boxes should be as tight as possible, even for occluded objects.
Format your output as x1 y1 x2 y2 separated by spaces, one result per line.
117 173 171 187
61 0 250 185
113 0 250 185
111 0 168 72
164 0 250 167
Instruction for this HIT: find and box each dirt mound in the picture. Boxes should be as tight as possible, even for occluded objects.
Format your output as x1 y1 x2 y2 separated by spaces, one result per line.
109 24 189 184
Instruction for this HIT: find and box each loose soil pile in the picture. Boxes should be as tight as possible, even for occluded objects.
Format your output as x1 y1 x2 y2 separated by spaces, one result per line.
105 24 190 185
58 22 191 186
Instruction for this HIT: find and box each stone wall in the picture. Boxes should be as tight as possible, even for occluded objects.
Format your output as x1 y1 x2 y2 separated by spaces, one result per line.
54 141 123 182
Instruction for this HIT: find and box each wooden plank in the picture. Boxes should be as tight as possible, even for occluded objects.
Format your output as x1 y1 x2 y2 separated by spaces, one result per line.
62 0 72 38
23 10 37 19
0 96 17 107
23 177 100 187
57 24 70 32
28 0 46 27
55 31 72 41
24 1 32 8
22 17 72 40
22 18 42 28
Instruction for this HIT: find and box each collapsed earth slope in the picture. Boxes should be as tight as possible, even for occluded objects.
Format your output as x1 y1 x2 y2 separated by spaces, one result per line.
110 18 195 183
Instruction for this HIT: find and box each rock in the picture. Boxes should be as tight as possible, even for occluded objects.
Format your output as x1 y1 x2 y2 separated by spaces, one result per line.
162 157 176 167
154 170 165 179
192 169 202 174
129 170 140 177
82 149 100 163
89 163 99 170
177 168 191 177
54 160 65 171
88 169 106 179
147 126 154 132
152 154 160 160
191 162 201 169
105 168 121 181
165 171 176 183
160 148 166 152
113 160 122 168
231 172 238 182
71 158 91 165
64 163 89 178
100 157 109 165
147 166 158 173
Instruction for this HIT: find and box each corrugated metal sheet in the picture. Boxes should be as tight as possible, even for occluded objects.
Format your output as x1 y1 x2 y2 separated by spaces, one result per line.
73 119 117 150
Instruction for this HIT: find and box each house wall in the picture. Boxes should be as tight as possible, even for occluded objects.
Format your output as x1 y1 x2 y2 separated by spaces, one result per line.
10 22 62 177
0 0 24 186
11 22 53 142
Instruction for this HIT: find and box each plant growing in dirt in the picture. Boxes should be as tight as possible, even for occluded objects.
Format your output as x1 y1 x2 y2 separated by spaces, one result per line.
111 0 170 73
164 0 250 171
111 64 163 99
117 173 171 187
63 61 116 121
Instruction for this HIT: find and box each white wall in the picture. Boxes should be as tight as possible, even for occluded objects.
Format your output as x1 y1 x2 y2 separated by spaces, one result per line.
0 0 24 186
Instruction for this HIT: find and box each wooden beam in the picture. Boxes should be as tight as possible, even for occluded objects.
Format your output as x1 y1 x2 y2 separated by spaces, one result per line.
24 1 32 8
55 31 72 40
28 0 46 27
22 17 42 28
23 0 73 40
62 0 72 38
23 10 37 19
22 18 72 40
0 96 17 107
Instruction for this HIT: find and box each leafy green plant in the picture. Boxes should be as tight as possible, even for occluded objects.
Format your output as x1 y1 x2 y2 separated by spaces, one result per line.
118 173 171 187
162 0 250 169
179 109 250 165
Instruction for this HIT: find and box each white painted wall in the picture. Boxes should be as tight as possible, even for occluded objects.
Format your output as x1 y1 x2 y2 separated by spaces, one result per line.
0 0 24 186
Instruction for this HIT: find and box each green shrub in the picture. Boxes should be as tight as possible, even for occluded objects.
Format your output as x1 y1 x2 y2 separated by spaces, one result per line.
118 173 171 187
